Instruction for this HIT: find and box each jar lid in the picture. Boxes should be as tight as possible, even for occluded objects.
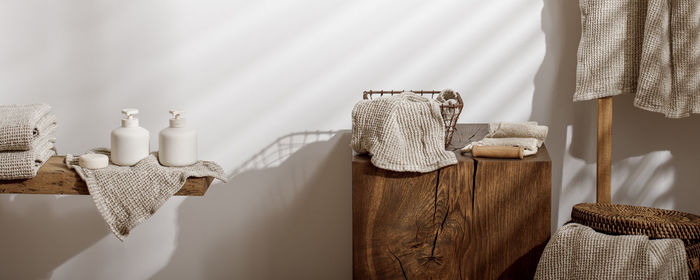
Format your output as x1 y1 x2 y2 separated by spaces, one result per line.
79 154 109 169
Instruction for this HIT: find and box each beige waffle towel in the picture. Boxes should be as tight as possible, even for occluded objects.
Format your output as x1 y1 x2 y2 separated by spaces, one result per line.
65 149 226 241
487 122 548 146
535 223 688 280
0 104 56 151
462 122 548 156
0 133 56 180
575 0 700 118
352 92 457 173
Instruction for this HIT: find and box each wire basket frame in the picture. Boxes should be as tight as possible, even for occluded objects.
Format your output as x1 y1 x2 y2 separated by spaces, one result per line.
362 90 464 148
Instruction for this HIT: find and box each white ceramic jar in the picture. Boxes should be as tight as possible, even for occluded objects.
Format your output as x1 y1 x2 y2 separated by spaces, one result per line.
111 108 150 166
158 110 197 167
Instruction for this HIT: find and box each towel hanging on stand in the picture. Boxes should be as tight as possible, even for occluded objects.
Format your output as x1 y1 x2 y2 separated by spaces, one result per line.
575 0 700 118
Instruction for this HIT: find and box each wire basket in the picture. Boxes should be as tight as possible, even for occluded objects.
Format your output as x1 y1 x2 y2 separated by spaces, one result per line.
363 90 464 148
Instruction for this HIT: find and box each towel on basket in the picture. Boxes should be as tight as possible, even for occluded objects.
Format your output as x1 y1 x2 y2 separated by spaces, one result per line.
66 149 226 241
535 223 689 280
352 92 457 173
0 104 56 151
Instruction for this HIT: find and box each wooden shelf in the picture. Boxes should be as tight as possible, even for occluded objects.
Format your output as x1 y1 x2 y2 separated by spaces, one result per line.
0 156 213 196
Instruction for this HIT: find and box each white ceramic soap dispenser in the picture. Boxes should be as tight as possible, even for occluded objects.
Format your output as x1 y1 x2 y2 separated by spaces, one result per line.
111 108 150 166
158 109 197 167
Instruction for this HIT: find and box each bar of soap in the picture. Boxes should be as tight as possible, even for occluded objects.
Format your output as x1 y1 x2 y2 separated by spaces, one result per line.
79 154 109 169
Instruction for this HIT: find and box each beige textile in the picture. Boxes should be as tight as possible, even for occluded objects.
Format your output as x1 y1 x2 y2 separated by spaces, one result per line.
66 149 226 241
351 92 457 173
462 122 548 156
0 133 56 180
487 122 548 146
0 104 55 151
535 223 689 280
575 0 700 118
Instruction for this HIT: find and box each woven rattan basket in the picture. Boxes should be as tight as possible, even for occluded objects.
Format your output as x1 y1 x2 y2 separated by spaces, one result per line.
362 90 463 148
571 203 700 279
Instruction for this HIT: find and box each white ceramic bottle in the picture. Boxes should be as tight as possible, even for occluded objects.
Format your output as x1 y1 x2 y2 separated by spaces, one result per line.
158 110 197 167
111 108 150 166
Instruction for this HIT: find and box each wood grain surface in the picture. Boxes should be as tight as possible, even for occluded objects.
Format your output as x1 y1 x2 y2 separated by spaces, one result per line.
353 124 551 279
597 97 613 203
0 156 213 196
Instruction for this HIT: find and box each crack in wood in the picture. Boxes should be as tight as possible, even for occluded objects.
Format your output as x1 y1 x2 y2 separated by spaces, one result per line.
425 204 449 266
433 169 440 223
472 159 478 212
389 249 409 280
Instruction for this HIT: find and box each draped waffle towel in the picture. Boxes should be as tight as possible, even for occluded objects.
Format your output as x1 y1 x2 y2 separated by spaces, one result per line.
575 0 700 118
0 104 56 151
65 149 226 241
535 223 689 280
352 92 457 173
0 133 56 180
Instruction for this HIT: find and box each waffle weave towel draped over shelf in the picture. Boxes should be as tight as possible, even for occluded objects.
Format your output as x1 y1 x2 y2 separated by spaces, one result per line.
66 149 226 241
575 0 700 118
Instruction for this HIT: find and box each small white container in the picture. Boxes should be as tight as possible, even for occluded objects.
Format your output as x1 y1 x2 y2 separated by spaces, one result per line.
79 154 109 169
111 108 150 166
158 109 197 167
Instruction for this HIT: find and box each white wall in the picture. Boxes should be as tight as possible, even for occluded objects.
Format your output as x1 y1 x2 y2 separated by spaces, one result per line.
0 0 698 279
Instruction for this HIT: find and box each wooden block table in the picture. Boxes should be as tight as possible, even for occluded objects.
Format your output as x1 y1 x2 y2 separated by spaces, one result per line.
352 124 551 279
0 156 213 196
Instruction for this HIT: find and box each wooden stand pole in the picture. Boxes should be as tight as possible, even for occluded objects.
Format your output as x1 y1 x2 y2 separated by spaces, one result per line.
596 97 613 203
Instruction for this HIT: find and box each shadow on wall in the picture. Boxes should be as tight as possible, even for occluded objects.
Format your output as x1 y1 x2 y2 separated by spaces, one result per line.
531 0 591 231
533 0 700 231
152 131 353 280
0 195 106 279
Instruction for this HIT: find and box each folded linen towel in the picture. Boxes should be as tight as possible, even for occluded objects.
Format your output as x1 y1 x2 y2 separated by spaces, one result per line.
0 133 57 180
461 137 540 156
535 223 688 280
65 149 226 241
0 104 55 151
352 92 457 172
486 122 548 145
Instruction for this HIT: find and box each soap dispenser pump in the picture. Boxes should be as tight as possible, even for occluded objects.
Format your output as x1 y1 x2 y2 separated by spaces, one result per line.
111 108 150 166
158 109 197 167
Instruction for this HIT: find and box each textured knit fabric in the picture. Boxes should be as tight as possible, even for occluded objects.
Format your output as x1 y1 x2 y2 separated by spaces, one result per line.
535 223 689 280
487 122 548 146
575 0 700 118
461 137 540 156
0 104 55 151
65 149 226 241
352 92 457 173
0 133 57 180
462 122 548 157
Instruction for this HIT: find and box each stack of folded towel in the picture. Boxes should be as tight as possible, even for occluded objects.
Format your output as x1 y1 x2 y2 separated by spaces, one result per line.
461 122 548 156
0 104 58 180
